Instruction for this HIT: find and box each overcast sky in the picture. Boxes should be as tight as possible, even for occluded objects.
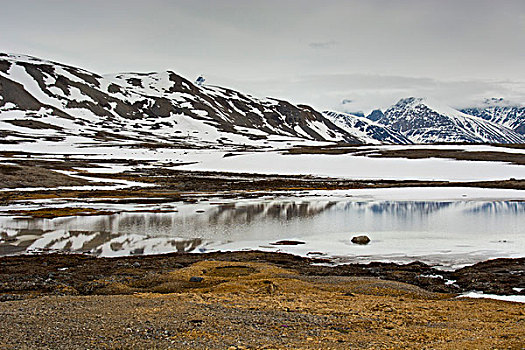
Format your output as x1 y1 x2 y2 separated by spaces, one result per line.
1 0 524 113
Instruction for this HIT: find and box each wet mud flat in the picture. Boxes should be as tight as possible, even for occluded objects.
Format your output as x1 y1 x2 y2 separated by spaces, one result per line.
0 252 524 349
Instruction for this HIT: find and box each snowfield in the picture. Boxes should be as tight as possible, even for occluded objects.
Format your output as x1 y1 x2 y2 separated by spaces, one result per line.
1 139 524 183
176 149 525 182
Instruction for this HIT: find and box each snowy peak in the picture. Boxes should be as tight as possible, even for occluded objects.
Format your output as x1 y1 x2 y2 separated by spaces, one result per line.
389 97 467 120
323 111 412 144
375 97 525 144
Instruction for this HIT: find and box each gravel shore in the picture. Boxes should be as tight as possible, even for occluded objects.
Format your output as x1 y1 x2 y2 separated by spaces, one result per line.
0 255 524 349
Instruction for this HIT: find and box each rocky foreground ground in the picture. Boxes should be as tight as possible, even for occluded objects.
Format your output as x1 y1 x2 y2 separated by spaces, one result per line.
0 252 524 349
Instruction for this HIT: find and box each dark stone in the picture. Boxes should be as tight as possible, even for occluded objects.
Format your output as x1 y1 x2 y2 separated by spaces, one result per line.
270 240 306 246
189 276 204 283
351 235 371 245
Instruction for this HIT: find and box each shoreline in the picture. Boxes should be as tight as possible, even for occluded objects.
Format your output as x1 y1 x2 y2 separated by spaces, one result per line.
1 251 523 299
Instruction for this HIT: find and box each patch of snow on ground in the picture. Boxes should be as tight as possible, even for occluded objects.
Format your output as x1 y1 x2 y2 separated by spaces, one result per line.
460 292 525 303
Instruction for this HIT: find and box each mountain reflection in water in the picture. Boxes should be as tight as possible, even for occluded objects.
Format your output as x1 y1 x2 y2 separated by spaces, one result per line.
0 199 523 261
209 201 338 224
465 201 525 215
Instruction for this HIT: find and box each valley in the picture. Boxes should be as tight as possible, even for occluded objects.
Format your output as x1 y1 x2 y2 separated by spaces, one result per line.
0 53 524 349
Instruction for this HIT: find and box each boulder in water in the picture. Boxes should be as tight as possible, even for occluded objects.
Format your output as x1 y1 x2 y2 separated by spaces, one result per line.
351 235 370 245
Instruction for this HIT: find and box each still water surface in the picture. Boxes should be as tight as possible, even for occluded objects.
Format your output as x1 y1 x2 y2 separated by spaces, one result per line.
1 198 523 269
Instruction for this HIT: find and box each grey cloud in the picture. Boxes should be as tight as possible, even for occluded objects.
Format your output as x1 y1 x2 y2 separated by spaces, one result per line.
218 73 525 114
0 0 524 113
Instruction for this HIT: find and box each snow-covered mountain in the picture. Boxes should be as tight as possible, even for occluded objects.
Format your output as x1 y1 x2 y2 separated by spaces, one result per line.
0 53 361 148
323 111 412 144
373 97 525 144
460 98 525 135
1 54 524 147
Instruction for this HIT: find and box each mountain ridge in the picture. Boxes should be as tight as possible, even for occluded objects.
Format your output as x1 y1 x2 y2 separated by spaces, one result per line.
1 53 524 146
0 53 361 147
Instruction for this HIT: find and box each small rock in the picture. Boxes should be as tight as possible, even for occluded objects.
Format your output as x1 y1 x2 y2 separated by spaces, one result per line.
189 276 204 282
270 240 305 246
0 294 24 302
351 235 370 245
132 262 141 268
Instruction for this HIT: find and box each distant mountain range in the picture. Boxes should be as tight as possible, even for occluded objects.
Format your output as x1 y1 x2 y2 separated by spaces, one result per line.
459 98 525 135
326 97 525 144
0 53 524 146
368 97 524 144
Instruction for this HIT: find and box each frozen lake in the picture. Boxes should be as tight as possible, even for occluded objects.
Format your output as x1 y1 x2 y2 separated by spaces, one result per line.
1 192 524 270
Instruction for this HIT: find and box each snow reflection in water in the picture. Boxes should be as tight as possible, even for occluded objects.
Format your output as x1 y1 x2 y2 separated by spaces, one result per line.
0 199 523 268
